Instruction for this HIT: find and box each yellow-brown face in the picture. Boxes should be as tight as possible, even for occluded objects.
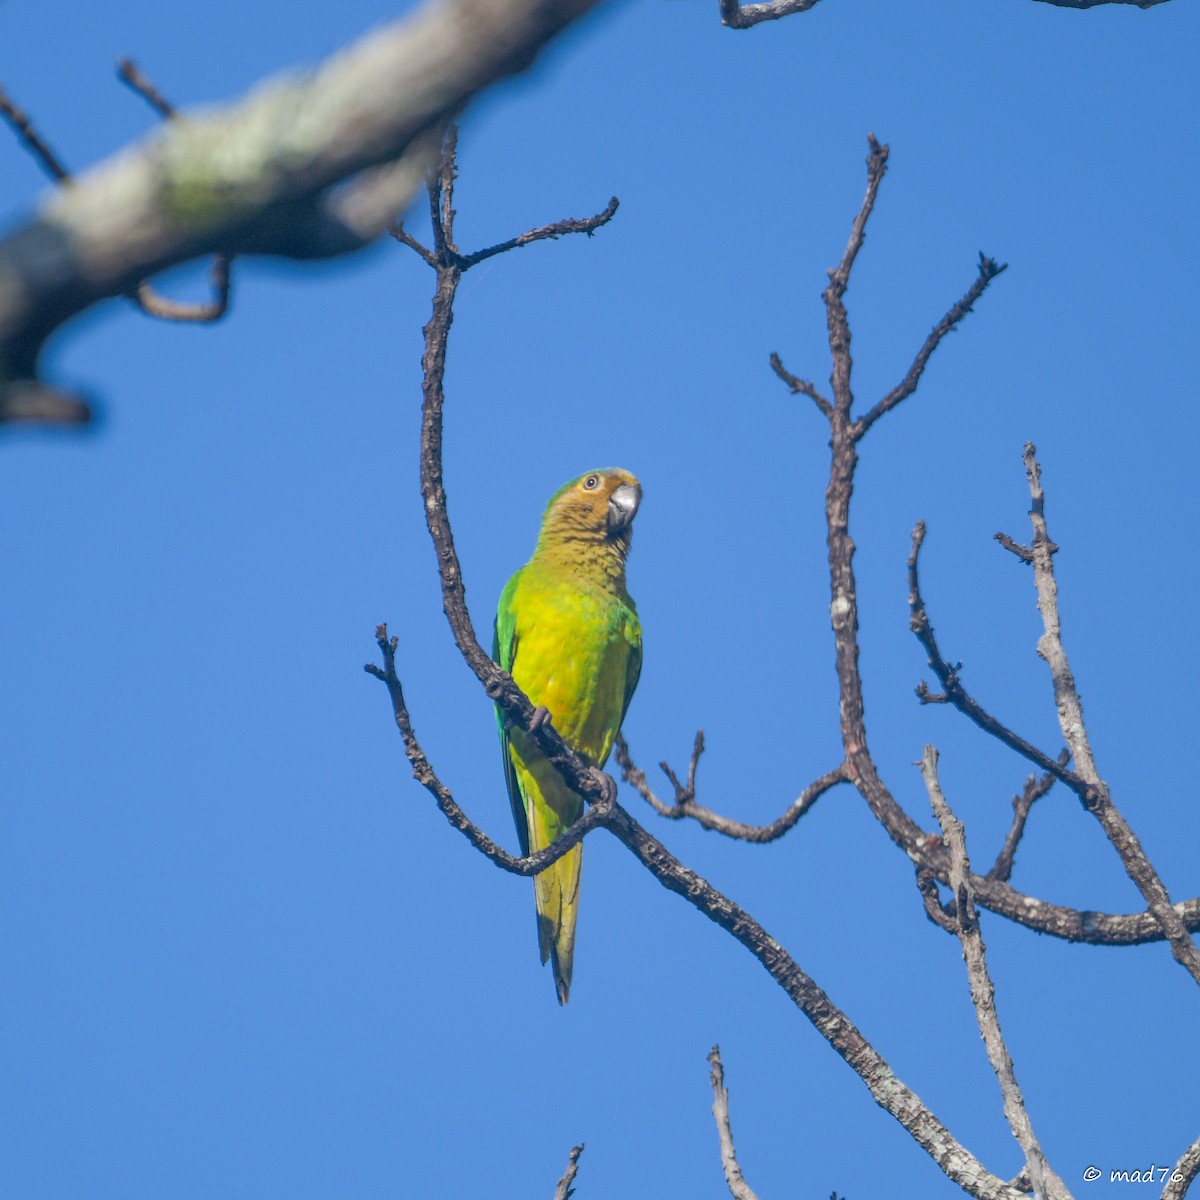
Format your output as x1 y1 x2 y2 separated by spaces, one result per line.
540 468 642 544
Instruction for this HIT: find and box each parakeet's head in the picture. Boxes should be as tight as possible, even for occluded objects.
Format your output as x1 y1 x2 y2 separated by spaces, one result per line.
538 468 642 554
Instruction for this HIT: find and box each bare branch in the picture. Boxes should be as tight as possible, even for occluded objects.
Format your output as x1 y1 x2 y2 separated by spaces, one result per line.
853 253 1007 439
1021 444 1200 985
987 756 1066 883
460 196 619 268
0 66 234 366
616 734 850 843
0 86 71 183
116 56 178 120
113 57 237 322
921 747 1071 1200
908 520 1078 789
132 255 233 323
1162 1133 1200 1200
708 1047 761 1200
0 0 603 417
718 0 824 29
365 624 613 875
994 531 1034 564
769 350 833 418
553 1144 585 1200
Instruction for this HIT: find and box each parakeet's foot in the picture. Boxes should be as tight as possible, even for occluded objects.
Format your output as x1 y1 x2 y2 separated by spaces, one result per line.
587 767 617 814
528 705 552 733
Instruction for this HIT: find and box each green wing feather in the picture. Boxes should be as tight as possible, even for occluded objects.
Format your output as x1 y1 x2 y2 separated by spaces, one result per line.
492 572 530 858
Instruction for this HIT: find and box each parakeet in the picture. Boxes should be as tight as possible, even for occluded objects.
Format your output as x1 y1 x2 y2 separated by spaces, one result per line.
493 468 643 1005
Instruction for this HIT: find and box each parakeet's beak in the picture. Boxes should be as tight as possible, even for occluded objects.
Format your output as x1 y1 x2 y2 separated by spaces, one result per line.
607 482 641 534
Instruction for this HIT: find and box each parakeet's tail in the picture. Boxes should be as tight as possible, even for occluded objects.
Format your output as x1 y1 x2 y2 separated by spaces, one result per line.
533 840 582 1006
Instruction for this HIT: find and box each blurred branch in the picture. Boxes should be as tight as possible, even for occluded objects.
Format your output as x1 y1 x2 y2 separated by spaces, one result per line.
0 86 71 182
921 747 1071 1200
116 57 235 323
708 1047 761 1200
0 0 602 422
116 56 177 120
553 1144 585 1200
1 68 235 338
616 732 851 842
1019 444 1200 985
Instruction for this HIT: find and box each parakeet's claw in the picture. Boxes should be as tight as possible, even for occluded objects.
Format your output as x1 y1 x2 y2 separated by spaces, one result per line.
587 767 618 814
528 705 552 733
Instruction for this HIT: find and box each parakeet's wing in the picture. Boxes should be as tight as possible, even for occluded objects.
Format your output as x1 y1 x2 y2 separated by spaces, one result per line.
493 573 531 857
619 606 643 730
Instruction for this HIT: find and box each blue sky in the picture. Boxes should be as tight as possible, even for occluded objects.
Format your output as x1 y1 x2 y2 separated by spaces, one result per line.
2 0 1198 1197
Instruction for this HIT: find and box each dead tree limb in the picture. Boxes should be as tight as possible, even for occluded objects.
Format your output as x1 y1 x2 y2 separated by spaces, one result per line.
708 1047 761 1200
552 1144 585 1200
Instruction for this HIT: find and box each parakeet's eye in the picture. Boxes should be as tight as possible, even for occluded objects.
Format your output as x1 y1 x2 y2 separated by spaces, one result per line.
582 474 601 491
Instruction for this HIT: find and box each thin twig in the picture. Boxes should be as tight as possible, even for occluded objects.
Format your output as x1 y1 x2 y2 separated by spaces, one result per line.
0 74 233 325
825 134 889 415
552 1144 585 1200
718 0 824 28
769 350 833 418
994 531 1034 564
616 734 849 843
708 1047 761 1200
132 255 233 323
116 56 178 119
920 747 1071 1200
987 756 1066 883
853 253 1007 439
114 58 234 323
0 86 71 182
908 520 1079 789
461 197 619 268
1021 444 1200 985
